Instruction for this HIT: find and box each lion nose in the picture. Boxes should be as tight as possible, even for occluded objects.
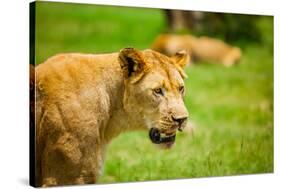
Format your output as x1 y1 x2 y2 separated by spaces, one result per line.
172 115 188 126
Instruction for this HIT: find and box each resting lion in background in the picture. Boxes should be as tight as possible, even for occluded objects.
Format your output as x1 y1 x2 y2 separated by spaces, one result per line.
35 48 189 186
152 34 242 67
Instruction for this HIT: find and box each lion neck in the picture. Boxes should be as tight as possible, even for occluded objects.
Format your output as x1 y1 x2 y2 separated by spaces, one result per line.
103 106 146 144
100 70 146 144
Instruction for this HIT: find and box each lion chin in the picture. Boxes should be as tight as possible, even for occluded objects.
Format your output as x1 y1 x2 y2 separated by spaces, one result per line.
158 142 175 149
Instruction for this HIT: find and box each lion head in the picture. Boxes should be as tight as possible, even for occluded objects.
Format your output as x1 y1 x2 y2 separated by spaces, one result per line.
119 48 190 149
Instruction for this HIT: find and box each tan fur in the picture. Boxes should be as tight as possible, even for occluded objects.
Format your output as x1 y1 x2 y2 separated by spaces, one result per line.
35 48 189 187
152 34 242 66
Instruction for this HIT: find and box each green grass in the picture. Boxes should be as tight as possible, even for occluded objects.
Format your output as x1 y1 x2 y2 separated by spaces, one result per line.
35 1 273 184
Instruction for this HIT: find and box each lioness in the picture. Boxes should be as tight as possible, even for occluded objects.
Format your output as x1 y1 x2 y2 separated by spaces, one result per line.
35 48 189 187
152 34 242 67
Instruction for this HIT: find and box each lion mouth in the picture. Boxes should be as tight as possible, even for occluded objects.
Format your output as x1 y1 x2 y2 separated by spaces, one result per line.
149 128 176 145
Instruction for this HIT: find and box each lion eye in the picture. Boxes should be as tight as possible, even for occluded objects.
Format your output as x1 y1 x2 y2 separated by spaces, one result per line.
153 88 163 96
179 86 185 93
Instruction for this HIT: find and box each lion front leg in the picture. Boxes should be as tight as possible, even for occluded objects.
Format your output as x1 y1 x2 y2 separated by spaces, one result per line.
41 133 104 186
42 177 57 187
38 100 108 186
74 138 105 185
41 135 83 186
74 170 97 185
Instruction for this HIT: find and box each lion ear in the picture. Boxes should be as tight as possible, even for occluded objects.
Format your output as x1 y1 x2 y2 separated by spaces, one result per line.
119 48 149 83
171 50 190 68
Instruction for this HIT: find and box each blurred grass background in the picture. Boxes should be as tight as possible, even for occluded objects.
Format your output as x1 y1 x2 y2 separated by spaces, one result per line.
35 1 273 183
